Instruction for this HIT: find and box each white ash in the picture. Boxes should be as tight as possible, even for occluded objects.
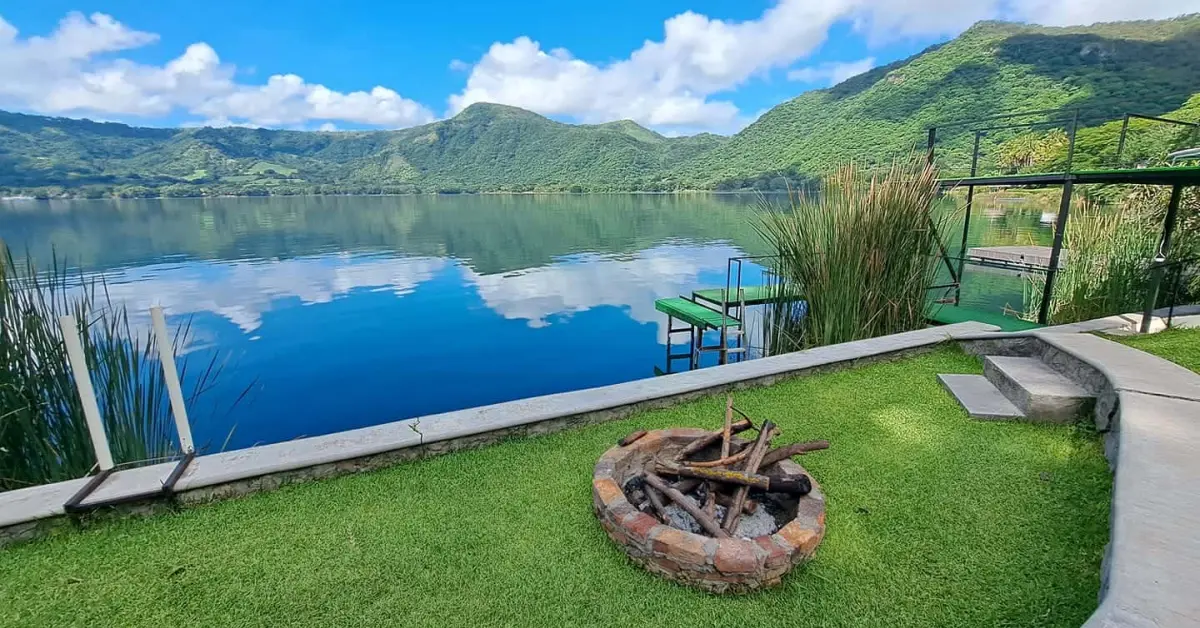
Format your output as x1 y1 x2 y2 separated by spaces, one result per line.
662 501 780 538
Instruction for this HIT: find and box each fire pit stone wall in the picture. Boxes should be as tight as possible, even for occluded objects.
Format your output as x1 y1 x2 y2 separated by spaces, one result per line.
593 428 825 593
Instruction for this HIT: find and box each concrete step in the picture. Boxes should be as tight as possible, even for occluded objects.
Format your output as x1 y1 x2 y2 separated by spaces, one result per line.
982 356 1095 422
937 374 1025 420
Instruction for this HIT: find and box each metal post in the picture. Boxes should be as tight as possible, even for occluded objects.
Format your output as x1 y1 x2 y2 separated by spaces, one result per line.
956 131 983 305
1065 110 1079 173
926 128 937 166
665 316 673 374
151 306 195 455
1115 114 1131 167
59 315 114 471
1139 184 1183 333
1039 180 1074 325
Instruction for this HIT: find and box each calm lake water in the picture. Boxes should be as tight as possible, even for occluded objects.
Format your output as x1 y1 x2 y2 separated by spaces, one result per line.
0 194 1052 452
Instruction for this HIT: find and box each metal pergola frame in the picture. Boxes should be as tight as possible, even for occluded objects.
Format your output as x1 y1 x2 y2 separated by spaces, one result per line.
927 109 1199 326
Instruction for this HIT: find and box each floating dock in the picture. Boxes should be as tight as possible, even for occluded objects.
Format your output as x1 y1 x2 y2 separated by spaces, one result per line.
965 245 1064 270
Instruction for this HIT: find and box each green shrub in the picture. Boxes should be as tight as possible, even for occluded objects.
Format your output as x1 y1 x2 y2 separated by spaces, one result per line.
755 157 947 350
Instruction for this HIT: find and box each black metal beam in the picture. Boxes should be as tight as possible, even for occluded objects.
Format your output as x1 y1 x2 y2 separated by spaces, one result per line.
62 452 197 515
62 468 114 514
1065 110 1079 172
1039 180 1074 325
1116 114 1131 166
1141 184 1186 333
955 131 983 306
967 118 1076 134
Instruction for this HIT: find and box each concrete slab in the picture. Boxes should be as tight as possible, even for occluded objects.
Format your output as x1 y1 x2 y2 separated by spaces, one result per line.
1035 332 1200 402
1083 391 1200 628
983 355 1094 422
937 374 1025 420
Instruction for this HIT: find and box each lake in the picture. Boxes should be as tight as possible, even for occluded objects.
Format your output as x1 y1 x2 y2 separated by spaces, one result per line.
0 193 1052 452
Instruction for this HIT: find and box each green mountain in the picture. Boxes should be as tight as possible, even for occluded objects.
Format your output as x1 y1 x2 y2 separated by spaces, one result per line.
671 15 1200 188
0 103 727 196
1 15 1199 198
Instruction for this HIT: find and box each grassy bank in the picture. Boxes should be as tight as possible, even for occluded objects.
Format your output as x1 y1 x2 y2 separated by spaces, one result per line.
1108 327 1200 373
0 348 1110 627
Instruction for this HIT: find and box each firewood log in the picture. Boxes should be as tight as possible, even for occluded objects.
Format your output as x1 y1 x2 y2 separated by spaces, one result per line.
714 492 758 514
674 418 753 462
643 472 729 538
758 440 830 468
618 430 648 447
658 464 812 496
723 420 776 532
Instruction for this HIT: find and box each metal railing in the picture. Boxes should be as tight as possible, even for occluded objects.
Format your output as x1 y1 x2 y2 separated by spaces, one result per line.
1143 255 1199 331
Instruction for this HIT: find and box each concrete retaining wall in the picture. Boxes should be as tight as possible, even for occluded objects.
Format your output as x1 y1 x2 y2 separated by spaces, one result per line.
0 321 996 546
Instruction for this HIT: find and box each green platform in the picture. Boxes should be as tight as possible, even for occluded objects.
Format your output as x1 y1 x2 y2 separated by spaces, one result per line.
692 285 801 307
654 297 741 330
926 304 1043 332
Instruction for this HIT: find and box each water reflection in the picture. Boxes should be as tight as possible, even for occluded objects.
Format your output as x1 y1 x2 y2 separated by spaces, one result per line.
0 193 1054 451
0 195 769 450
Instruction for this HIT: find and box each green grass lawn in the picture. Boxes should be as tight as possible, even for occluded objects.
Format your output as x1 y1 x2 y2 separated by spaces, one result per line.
1108 327 1200 373
0 348 1110 628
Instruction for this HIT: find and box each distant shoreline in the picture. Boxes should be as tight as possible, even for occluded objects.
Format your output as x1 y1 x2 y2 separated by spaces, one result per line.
1 190 795 202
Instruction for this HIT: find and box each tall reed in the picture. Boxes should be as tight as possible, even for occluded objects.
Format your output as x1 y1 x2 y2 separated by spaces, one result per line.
755 157 947 351
1023 206 1162 324
0 248 233 491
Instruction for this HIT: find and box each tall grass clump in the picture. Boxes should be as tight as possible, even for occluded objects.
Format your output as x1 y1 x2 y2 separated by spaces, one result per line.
1023 206 1163 325
755 157 948 351
0 248 233 491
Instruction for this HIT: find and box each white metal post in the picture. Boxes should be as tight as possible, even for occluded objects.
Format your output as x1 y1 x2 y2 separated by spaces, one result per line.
150 306 195 454
58 315 115 471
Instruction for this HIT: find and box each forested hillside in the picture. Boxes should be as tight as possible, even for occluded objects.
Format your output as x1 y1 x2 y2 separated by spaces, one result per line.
0 104 728 197
670 15 1200 188
1 15 1198 198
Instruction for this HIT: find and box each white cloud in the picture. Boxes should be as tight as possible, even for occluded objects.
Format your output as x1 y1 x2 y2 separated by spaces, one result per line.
447 0 1196 132
463 244 749 343
447 0 991 131
3 2 1197 133
787 57 877 86
1006 0 1199 26
0 12 434 128
95 254 447 340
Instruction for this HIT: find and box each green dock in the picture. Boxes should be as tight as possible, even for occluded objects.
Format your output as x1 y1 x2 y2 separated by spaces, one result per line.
654 297 742 330
925 304 1043 332
691 285 799 308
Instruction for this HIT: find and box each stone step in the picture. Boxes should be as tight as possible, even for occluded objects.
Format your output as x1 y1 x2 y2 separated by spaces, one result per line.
982 355 1095 422
937 374 1025 420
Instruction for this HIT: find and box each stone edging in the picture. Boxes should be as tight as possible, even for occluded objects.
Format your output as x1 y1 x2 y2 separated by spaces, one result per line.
0 321 998 546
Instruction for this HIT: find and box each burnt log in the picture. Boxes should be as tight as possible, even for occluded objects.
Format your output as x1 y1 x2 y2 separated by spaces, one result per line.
618 430 648 447
674 418 754 462
659 464 812 496
644 484 669 522
643 472 729 538
759 440 830 468
721 395 734 459
714 492 758 514
724 420 776 532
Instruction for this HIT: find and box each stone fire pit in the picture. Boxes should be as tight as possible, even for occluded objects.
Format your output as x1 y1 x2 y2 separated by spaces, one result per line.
593 428 826 593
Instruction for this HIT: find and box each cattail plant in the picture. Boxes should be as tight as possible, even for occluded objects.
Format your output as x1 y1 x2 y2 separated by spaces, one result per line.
755 157 948 351
0 248 241 491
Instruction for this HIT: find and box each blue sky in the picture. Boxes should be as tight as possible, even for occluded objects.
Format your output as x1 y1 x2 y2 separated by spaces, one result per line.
0 0 1193 134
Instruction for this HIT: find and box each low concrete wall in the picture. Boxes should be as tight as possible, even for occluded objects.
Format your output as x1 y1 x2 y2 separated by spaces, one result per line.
0 321 996 546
